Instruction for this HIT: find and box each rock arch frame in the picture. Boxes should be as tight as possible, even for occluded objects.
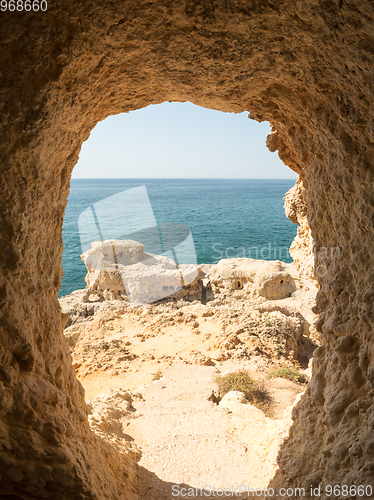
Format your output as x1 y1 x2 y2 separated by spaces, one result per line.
1 0 374 498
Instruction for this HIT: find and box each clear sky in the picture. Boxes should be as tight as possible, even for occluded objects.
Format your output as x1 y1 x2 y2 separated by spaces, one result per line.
72 102 296 179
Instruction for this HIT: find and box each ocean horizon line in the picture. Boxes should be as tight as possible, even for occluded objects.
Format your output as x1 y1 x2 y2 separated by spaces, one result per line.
70 177 296 180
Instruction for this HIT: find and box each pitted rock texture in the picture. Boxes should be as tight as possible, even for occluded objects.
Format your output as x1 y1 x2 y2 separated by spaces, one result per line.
1 1 374 499
207 258 297 300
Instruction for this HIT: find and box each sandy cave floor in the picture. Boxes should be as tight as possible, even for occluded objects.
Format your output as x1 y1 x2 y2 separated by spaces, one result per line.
124 364 303 500
65 300 313 500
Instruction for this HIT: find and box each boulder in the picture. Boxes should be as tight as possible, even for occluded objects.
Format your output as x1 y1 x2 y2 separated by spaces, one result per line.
81 239 199 305
207 258 296 300
220 390 248 405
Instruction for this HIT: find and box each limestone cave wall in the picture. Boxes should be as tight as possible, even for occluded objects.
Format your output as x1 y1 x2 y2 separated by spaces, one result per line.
284 176 316 280
0 0 374 498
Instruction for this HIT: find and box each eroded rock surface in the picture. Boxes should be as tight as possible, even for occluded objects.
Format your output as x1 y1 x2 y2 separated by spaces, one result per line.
62 290 317 382
79 240 306 304
208 258 297 300
284 177 316 280
81 239 199 305
60 255 318 348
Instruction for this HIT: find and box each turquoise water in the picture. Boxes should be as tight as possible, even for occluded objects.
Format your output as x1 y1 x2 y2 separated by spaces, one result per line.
60 179 297 297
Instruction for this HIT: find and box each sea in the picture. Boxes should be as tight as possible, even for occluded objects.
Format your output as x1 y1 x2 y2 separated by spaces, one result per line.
59 178 297 298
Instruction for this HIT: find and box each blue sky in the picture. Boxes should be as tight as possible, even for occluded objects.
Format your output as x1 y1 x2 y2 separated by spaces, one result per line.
72 102 296 179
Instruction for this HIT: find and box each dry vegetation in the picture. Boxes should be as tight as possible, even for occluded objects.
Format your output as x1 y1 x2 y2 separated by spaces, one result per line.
215 370 274 416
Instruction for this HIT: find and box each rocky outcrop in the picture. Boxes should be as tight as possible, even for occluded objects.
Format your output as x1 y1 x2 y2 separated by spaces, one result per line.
70 243 303 316
61 257 317 374
284 176 316 280
1 1 374 498
81 239 199 305
87 389 142 459
207 258 297 300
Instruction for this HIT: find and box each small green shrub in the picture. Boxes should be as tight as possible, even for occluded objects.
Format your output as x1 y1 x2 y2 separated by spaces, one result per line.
215 371 273 416
268 365 307 384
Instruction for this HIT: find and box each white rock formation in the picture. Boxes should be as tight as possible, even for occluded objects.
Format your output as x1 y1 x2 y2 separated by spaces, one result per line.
207 258 296 300
81 239 199 305
219 390 248 405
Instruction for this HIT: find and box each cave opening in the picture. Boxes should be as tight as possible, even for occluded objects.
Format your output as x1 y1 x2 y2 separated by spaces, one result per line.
58 102 318 497
2 1 373 497
60 101 297 298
